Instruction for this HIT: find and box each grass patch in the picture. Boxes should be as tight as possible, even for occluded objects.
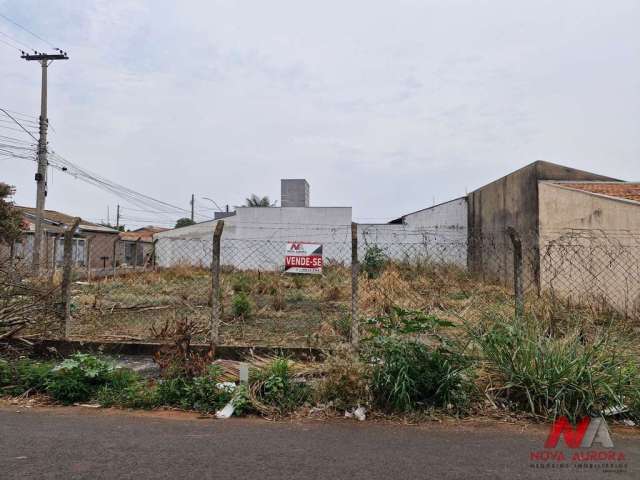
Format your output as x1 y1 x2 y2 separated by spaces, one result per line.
473 312 640 421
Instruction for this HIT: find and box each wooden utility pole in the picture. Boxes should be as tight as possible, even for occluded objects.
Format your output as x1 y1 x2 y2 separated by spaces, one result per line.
61 217 81 337
190 194 195 222
507 226 524 318
116 204 120 229
351 222 360 349
22 51 69 273
210 221 225 353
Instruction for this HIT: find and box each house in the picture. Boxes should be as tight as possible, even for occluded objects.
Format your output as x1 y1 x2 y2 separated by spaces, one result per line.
117 226 168 267
154 179 352 269
11 206 120 270
389 160 640 316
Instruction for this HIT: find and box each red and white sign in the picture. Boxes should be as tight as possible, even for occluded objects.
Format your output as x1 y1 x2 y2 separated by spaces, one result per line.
285 242 323 274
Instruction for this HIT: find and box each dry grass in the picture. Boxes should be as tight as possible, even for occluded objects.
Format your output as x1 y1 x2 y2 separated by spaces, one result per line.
65 262 639 349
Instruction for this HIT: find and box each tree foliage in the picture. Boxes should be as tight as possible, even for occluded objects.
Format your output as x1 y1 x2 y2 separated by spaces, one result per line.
0 183 22 245
175 217 195 228
245 194 276 207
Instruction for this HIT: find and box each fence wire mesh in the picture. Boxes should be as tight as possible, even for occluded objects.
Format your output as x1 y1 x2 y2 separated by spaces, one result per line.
4 223 639 346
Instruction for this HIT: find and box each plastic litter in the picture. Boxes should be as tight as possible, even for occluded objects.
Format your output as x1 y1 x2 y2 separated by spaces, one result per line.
354 406 366 421
345 407 366 421
216 382 237 393
622 419 636 427
215 401 235 419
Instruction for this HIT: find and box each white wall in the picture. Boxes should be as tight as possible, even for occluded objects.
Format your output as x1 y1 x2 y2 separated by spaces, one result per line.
154 206 352 269
154 200 470 270
357 197 468 266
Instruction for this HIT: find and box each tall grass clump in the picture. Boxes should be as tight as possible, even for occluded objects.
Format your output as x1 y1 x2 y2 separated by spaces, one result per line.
473 312 640 421
364 308 474 413
251 357 309 416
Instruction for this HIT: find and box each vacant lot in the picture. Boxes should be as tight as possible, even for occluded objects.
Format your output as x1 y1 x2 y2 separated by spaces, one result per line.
66 263 520 346
64 261 639 349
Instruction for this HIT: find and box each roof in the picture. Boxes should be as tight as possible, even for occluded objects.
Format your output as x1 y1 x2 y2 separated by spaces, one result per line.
389 196 467 224
551 182 640 204
15 206 119 234
120 226 169 242
469 160 621 195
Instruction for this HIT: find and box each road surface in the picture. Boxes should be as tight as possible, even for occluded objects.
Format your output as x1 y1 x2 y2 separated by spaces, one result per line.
0 407 637 479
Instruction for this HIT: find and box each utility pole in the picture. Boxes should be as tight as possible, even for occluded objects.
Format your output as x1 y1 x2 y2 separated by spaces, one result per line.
22 51 69 273
190 194 195 222
116 204 120 229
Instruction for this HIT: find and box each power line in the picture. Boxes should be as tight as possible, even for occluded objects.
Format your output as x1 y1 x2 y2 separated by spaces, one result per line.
0 36 21 52
0 12 57 50
0 29 34 52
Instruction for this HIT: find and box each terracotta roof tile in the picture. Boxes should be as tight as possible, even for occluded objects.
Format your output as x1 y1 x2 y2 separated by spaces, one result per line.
555 182 640 204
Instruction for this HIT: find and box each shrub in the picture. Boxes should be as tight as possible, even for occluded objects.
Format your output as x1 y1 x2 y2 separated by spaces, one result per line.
314 347 370 410
232 292 252 318
0 358 54 396
367 337 473 413
46 353 115 404
331 314 352 340
182 365 233 413
155 364 233 413
96 369 157 409
231 384 251 415
155 376 190 406
363 245 386 279
473 313 640 421
252 357 309 415
232 275 251 294
364 307 454 339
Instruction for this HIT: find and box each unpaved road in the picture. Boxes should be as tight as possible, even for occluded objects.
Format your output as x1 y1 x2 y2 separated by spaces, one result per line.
0 406 638 479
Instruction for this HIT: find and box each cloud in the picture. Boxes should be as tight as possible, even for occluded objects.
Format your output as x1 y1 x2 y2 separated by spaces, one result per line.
1 0 639 226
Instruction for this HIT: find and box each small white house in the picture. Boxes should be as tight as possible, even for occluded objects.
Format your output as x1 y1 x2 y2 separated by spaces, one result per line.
154 180 352 269
154 180 469 271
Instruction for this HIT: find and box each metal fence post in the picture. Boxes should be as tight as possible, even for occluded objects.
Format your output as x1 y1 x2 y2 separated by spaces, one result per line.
507 226 524 318
61 217 81 338
351 222 359 349
210 220 225 353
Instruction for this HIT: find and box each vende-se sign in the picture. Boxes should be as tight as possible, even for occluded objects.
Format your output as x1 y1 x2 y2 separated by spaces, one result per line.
285 242 323 274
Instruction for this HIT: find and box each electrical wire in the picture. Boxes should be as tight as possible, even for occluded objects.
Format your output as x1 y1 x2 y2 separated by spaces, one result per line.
0 12 57 50
0 29 34 52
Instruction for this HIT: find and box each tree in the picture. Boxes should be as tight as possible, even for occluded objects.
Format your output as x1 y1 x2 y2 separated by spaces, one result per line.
100 222 125 232
175 217 196 228
0 183 22 245
245 194 276 207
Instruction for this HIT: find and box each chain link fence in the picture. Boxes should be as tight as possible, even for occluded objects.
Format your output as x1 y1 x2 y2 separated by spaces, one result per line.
4 222 640 347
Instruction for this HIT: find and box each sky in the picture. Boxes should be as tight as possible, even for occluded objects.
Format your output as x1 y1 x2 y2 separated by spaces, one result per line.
1 0 639 228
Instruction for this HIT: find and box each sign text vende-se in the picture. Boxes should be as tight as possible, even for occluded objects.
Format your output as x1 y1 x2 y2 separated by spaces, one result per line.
285 242 323 274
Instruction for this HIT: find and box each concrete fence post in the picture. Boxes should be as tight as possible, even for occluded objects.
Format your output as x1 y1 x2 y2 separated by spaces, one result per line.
351 222 359 349
210 220 225 354
61 217 81 338
507 226 524 318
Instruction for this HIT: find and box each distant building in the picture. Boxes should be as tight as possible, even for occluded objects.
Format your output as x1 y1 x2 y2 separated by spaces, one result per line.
154 179 352 269
118 226 169 266
10 206 120 269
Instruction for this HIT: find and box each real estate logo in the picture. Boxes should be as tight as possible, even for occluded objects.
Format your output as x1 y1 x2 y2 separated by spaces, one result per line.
529 417 627 473
544 417 613 449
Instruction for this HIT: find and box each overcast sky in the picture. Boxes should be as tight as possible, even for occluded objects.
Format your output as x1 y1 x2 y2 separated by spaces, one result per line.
1 0 639 228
